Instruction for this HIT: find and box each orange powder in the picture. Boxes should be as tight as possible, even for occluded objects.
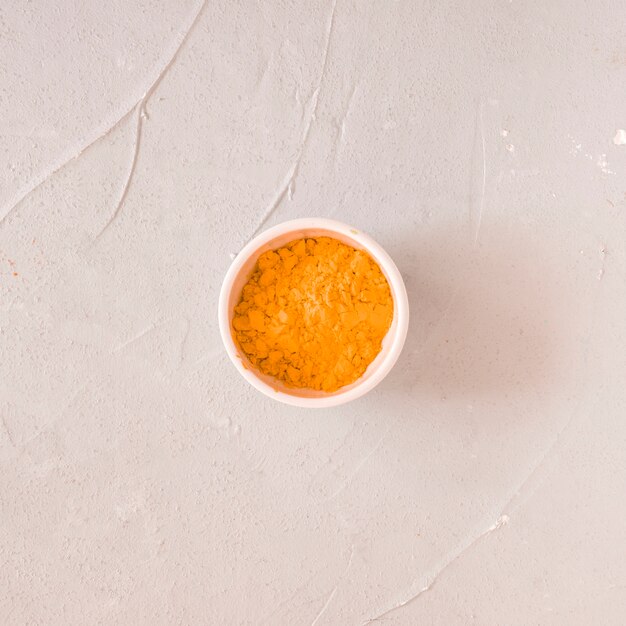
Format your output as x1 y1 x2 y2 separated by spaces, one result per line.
232 237 393 392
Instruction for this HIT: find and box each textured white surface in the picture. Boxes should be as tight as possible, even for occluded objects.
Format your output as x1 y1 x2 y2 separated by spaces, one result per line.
1 1 626 624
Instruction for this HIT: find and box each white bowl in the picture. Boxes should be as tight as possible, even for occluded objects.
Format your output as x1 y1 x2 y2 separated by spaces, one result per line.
218 218 409 407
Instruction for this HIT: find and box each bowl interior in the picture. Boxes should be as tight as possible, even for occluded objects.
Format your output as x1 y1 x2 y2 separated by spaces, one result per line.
226 227 402 399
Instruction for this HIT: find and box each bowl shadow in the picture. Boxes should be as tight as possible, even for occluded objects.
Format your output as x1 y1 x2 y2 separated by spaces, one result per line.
385 225 561 401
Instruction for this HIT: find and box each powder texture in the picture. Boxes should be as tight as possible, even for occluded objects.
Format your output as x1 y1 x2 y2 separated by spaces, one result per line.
232 237 393 392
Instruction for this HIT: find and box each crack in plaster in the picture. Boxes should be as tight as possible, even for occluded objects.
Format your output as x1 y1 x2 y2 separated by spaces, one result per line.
111 321 162 354
179 317 192 363
1 414 15 447
497 401 591 517
328 427 391 500
362 516 510 625
258 570 321 625
331 82 357 167
93 104 144 241
473 99 486 246
310 545 355 626
362 401 593 624
244 0 339 244
0 0 207 229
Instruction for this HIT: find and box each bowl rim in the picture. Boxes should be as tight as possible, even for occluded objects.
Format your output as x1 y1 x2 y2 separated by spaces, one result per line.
218 218 409 407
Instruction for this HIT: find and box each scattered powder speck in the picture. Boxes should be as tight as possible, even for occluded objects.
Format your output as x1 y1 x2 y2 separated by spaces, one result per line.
597 154 615 175
569 138 615 173
598 246 607 281
613 129 626 145
506 143 515 152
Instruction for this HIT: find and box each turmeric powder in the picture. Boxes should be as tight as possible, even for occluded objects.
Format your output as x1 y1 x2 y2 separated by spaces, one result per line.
232 237 393 392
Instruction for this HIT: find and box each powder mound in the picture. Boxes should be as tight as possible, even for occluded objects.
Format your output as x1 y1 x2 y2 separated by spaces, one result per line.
232 237 393 392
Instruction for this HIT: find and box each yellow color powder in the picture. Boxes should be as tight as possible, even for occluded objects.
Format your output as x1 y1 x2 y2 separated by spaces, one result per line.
232 237 393 392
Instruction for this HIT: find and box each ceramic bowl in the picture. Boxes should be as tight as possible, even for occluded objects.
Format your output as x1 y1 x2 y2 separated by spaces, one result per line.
218 218 409 407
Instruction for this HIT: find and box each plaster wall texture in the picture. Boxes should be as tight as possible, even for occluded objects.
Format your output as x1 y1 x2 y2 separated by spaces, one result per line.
1 1 625 624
